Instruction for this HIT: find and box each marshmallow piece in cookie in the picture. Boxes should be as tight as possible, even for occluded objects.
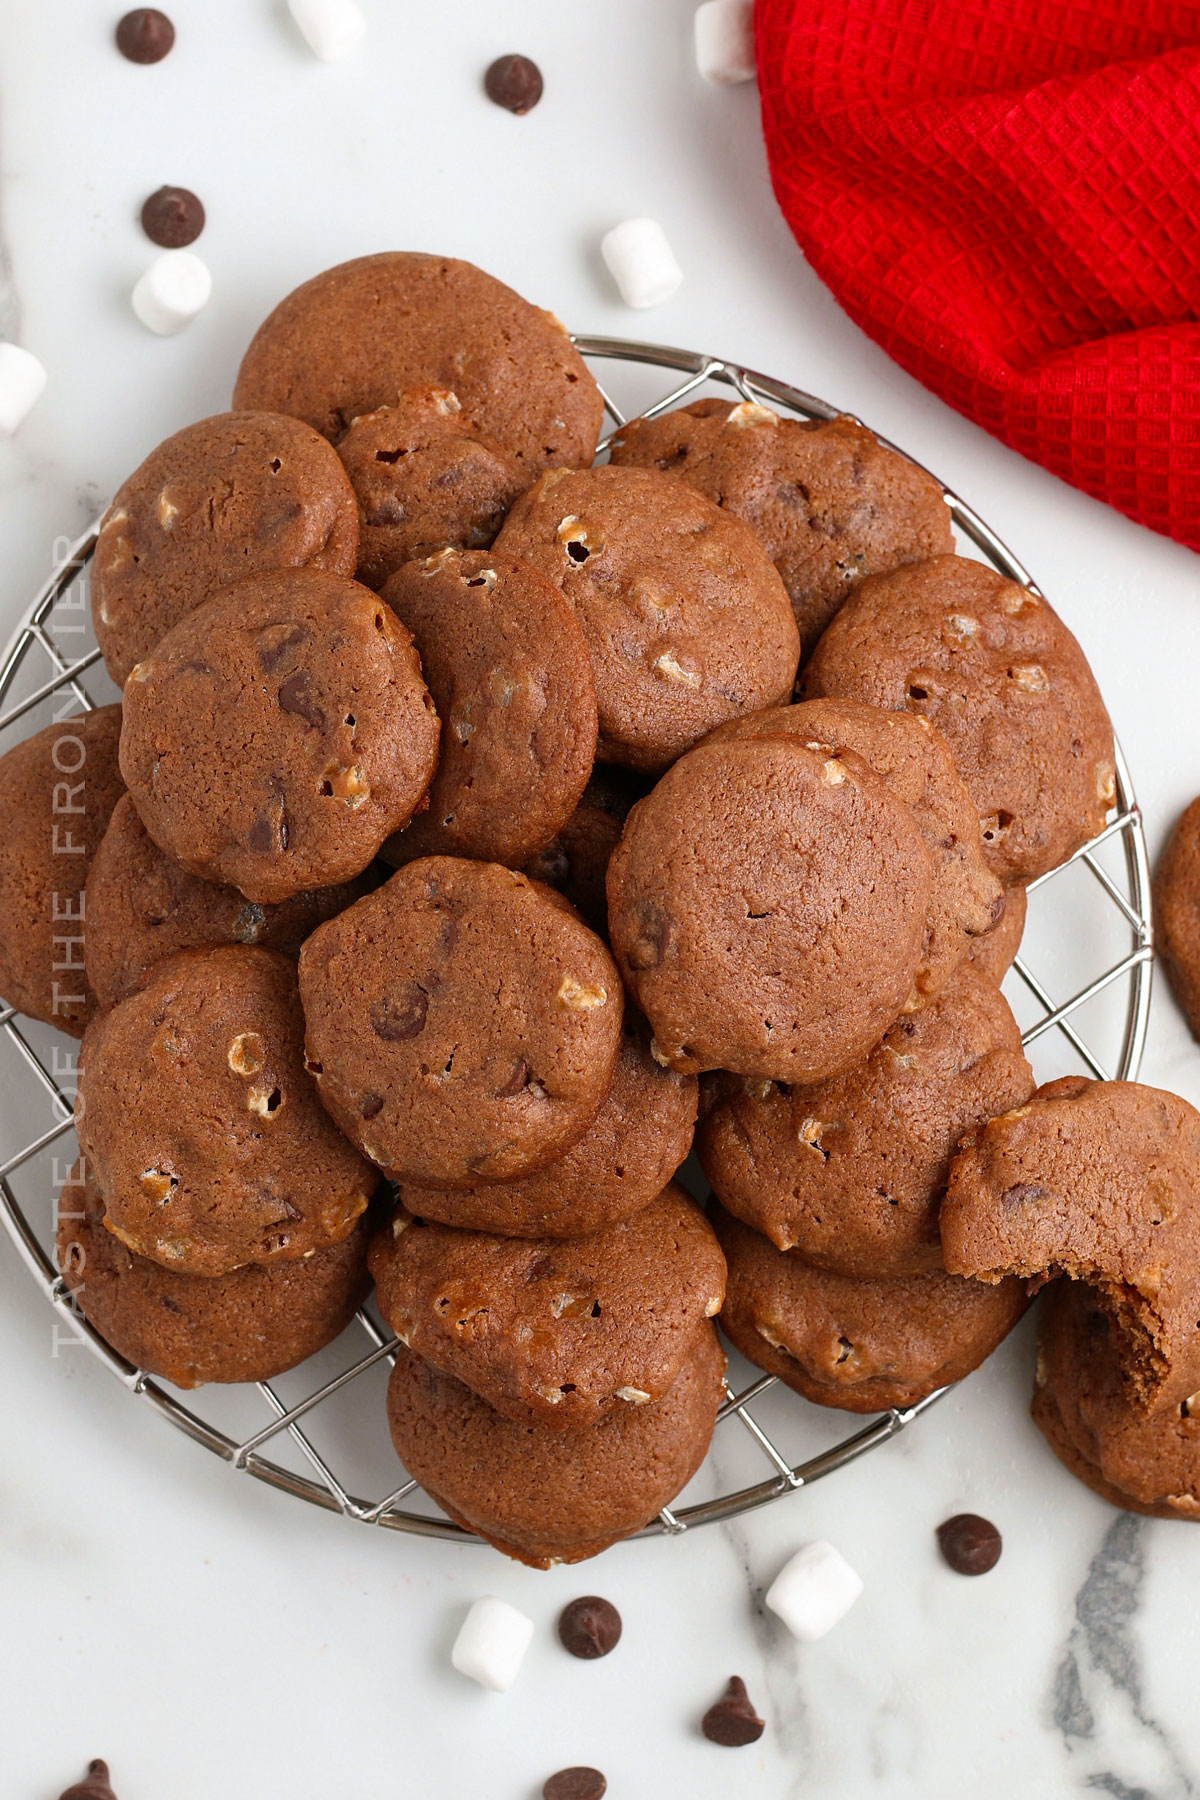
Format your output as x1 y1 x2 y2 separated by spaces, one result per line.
0 344 47 434
131 251 212 335
287 0 366 61
451 1595 535 1692
600 218 683 310
695 0 757 84
765 1540 863 1642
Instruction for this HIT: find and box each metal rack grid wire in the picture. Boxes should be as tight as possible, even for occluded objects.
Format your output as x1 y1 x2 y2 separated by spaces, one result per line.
0 336 1153 1545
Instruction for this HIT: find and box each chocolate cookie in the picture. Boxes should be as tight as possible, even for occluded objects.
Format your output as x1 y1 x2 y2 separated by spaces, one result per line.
606 735 932 1080
379 549 597 868
1033 1280 1200 1520
119 570 439 903
384 1324 725 1566
233 253 602 474
335 388 528 590
298 859 623 1187
524 768 647 935
943 1077 1200 1413
0 704 125 1035
57 1160 371 1388
92 411 359 687
1154 797 1200 1041
699 963 1034 1276
85 793 375 1008
494 465 801 771
801 555 1115 883
965 882 1027 984
1032 1369 1181 1520
76 945 377 1275
396 1017 697 1237
609 400 954 657
705 698 1003 1005
370 1182 725 1428
712 1203 1027 1412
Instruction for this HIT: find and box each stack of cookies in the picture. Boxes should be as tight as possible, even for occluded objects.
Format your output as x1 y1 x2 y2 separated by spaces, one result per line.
0 247 1181 1558
945 1077 1200 1519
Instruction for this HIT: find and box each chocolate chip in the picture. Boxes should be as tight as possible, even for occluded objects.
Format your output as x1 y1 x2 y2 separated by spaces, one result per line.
278 671 326 731
1001 1183 1047 1207
701 1676 765 1746
257 624 310 674
629 900 670 969
141 185 204 247
484 53 544 114
542 1770 606 1800
367 496 407 528
361 1091 385 1119
937 1512 1002 1575
558 1595 622 1660
247 816 275 854
58 1761 118 1800
495 1057 530 1098
370 986 429 1042
116 9 174 61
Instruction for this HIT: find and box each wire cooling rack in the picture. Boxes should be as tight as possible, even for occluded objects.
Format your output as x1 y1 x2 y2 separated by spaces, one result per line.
0 337 1153 1547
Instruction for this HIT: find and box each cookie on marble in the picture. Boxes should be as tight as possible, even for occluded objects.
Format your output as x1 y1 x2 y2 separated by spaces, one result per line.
397 1016 697 1237
385 1324 725 1566
1033 1280 1200 1520
606 734 931 1080
92 411 359 687
76 945 378 1276
699 963 1034 1276
379 549 597 868
704 697 1003 1006
1153 797 1200 1042
335 387 528 590
493 464 800 771
712 1203 1027 1412
85 793 375 1008
610 399 954 657
943 1077 1200 1413
370 1182 725 1429
965 882 1027 985
233 252 603 474
298 859 623 1188
57 1159 371 1388
523 767 648 936
801 555 1115 883
119 570 439 903
0 704 125 1035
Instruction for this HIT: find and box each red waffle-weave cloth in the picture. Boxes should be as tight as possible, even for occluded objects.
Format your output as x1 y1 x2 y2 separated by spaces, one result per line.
755 0 1200 550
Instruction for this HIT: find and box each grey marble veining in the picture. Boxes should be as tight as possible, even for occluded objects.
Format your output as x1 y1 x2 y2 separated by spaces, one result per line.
1053 1518 1196 1800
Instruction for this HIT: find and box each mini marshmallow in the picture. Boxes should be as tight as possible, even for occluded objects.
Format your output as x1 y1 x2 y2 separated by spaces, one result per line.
0 343 47 435
131 251 212 336
450 1595 535 1692
765 1540 864 1642
600 218 683 311
695 0 757 84
287 0 366 62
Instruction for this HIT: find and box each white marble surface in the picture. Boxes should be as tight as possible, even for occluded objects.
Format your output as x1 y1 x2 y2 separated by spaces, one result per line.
2 3 1200 1796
